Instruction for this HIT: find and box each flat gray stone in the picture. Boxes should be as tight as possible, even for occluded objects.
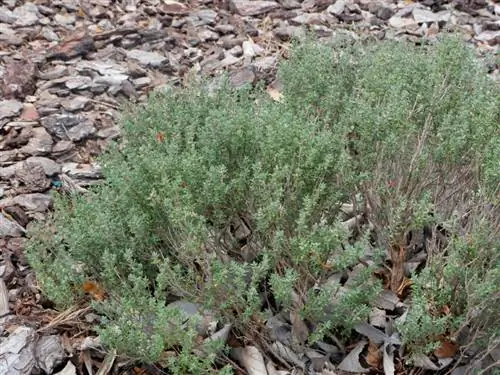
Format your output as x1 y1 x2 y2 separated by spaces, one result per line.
93 74 129 87
21 127 53 156
61 96 91 112
0 326 36 375
327 0 345 16
41 113 86 139
195 9 218 25
54 13 75 25
230 0 280 16
476 30 500 44
66 120 95 141
388 15 417 29
25 157 61 176
0 193 52 213
13 11 39 27
126 49 167 67
0 7 17 23
62 163 102 179
413 8 450 24
35 335 66 374
65 76 92 90
40 26 59 42
0 213 24 237
0 100 23 121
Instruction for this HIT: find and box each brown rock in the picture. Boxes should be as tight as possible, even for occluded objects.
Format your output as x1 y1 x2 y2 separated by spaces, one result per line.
19 103 39 121
46 31 96 61
1 58 37 100
14 162 51 194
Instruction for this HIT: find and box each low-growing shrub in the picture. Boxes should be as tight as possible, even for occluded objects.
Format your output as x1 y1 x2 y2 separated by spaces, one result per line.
27 36 499 371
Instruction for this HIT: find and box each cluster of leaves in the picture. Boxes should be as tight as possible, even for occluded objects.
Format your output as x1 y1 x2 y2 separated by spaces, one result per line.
27 36 499 371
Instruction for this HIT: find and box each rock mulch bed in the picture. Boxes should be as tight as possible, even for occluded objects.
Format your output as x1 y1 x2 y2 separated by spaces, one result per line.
0 0 498 374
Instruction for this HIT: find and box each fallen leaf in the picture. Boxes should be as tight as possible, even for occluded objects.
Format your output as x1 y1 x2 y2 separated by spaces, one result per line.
290 310 309 345
267 86 283 102
338 341 369 373
96 349 116 375
355 323 387 344
82 280 106 301
231 346 267 375
441 305 451 315
156 132 165 143
366 341 381 368
382 342 395 375
390 245 406 294
396 276 412 297
434 339 458 358
413 354 452 371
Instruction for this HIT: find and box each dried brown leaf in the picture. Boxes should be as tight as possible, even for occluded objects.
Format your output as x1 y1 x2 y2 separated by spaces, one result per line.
290 311 309 345
434 339 458 358
366 341 381 369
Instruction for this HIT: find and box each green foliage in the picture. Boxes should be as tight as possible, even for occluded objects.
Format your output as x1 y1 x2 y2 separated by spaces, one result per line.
398 204 499 358
27 36 499 368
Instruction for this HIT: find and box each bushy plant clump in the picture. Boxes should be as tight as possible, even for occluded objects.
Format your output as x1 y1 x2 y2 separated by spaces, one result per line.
27 37 499 370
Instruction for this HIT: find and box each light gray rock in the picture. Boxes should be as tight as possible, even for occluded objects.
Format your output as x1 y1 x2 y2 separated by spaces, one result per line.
20 127 53 156
96 126 120 139
126 49 167 67
62 163 102 179
198 29 219 42
0 7 17 23
12 4 39 27
66 120 96 141
195 9 218 25
279 0 301 10
35 336 66 374
0 100 23 121
413 8 450 24
388 16 417 29
230 67 255 88
476 30 500 44
0 164 19 180
54 361 76 375
370 4 394 21
230 0 280 16
40 26 59 42
253 56 277 72
0 326 36 375
51 140 75 156
78 61 128 76
93 74 129 87
25 157 61 176
214 24 236 34
61 96 91 112
327 0 346 16
5 193 52 212
65 76 92 90
54 13 75 25
0 24 16 36
0 213 24 237
41 113 89 139
132 76 152 89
